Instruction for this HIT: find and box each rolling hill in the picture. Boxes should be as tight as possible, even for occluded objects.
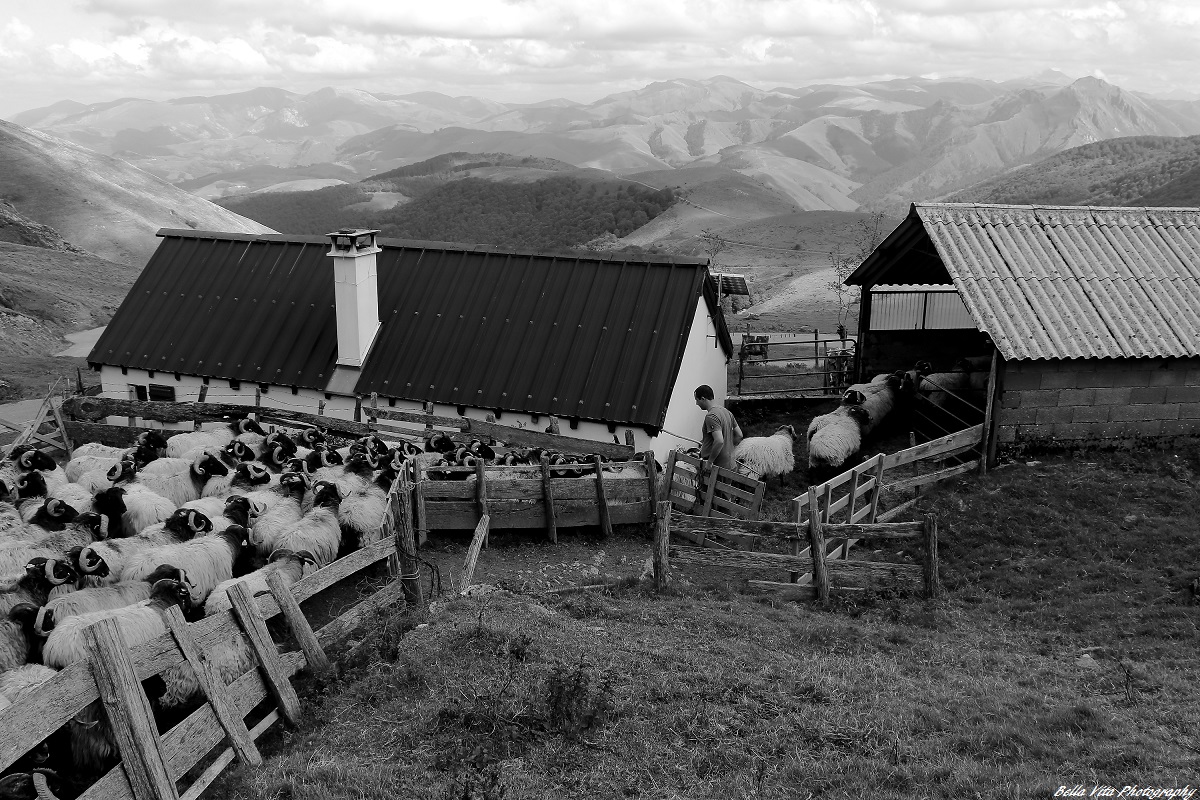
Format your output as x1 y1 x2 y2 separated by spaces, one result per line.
948 135 1200 207
15 74 1200 217
0 119 274 265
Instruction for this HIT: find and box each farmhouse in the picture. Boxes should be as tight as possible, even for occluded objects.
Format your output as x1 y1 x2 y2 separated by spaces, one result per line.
87 229 733 459
847 203 1200 453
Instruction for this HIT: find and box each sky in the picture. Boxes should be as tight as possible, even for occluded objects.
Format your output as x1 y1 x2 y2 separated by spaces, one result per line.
2 0 1199 117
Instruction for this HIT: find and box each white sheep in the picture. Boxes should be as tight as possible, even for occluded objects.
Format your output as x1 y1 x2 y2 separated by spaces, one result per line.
32 564 185 637
48 483 95 517
71 431 168 461
246 473 308 557
203 549 316 617
75 509 206 582
733 425 796 479
91 485 177 539
181 495 254 535
0 517 103 578
165 419 266 459
120 527 249 605
274 483 342 567
110 452 229 509
329 480 387 555
0 619 31 672
807 405 870 476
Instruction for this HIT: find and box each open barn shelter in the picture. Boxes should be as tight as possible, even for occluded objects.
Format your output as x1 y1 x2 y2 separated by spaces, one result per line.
87 229 734 460
848 203 1200 454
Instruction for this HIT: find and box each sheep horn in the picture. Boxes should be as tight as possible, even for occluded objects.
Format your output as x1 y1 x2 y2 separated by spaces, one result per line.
18 451 34 469
106 463 123 481
34 606 55 637
33 771 61 800
79 548 104 574
46 499 65 518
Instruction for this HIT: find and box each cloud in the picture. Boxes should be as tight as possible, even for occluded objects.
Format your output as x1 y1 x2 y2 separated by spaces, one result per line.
2 0 1199 117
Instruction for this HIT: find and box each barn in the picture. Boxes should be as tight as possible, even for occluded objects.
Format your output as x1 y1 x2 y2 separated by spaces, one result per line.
847 203 1200 456
87 228 734 459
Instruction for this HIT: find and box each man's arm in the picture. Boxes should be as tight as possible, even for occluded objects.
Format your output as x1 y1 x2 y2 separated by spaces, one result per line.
702 427 723 470
731 421 743 447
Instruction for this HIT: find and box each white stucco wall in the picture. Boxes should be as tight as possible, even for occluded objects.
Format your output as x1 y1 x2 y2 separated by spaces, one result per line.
655 298 730 460
97 298 727 462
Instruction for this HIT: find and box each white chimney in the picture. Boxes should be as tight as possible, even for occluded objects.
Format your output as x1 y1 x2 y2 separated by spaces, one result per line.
326 228 381 367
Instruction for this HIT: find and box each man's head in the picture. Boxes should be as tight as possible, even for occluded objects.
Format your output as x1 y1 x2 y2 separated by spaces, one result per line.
694 384 715 410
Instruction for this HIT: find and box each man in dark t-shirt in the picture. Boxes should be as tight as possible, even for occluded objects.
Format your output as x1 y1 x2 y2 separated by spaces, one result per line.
694 384 742 472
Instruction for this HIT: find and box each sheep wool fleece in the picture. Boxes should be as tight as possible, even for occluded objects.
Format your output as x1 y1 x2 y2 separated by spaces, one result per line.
701 406 740 470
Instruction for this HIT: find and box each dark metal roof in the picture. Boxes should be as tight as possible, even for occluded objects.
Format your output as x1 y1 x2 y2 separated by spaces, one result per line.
90 230 732 428
848 203 1200 360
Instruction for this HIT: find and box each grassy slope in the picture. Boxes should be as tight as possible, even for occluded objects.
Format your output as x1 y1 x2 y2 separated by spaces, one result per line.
213 445 1200 799
0 242 127 398
948 134 1200 207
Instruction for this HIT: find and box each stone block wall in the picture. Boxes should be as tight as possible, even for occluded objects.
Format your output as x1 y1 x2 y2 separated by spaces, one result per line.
995 357 1200 447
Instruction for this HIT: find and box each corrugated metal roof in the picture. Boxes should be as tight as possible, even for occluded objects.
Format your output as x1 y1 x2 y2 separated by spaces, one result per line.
853 204 1200 360
90 231 732 429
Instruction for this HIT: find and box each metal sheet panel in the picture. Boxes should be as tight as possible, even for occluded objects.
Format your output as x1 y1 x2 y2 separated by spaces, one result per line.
90 231 728 429
915 204 1200 360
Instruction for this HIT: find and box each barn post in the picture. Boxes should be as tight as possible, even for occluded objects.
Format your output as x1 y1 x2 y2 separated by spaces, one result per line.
807 486 829 603
652 500 671 591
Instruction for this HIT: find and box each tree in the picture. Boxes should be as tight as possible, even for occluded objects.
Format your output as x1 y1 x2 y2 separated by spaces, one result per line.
826 211 888 337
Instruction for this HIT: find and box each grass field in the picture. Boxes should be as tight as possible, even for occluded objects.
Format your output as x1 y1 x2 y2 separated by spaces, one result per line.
211 443 1200 800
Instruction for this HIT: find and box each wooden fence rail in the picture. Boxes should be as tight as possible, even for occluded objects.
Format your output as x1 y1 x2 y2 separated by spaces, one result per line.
652 504 940 601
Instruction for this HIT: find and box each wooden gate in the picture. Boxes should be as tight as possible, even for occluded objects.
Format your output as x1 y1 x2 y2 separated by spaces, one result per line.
662 450 766 520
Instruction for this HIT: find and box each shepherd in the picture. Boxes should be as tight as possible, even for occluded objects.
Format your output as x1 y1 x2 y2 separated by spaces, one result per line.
694 385 742 475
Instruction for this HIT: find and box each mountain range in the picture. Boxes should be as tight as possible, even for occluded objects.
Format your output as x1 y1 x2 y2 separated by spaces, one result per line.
13 74 1200 217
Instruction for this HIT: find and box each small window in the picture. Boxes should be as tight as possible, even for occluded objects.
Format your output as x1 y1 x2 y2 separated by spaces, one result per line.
202 377 210 386
130 385 147 401
569 417 579 430
147 370 155 379
291 386 299 395
148 384 175 402
324 393 332 400
174 373 181 381
456 406 467 416
258 384 269 394
388 398 395 407
121 366 128 375
229 380 241 391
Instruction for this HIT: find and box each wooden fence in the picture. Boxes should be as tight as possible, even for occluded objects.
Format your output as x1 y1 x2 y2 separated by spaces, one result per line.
734 331 857 398
794 423 985 527
0 454 421 800
661 450 766 520
413 452 658 545
651 502 940 601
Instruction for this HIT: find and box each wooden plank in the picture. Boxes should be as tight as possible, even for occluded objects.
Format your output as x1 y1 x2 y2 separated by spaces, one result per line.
923 515 941 599
4 391 54 457
463 417 634 459
227 582 302 726
423 477 649 501
698 465 718 516
788 536 802 583
867 457 886 522
540 455 557 544
365 406 464 429
885 459 980 493
313 580 406 648
882 424 984 469
178 709 280 800
162 605 262 768
460 515 490 591
83 616 180 800
49 400 73 458
747 581 866 600
593 455 612 536
825 560 923 583
661 451 678 503
668 545 816 572
845 465 863 523
265 572 332 676
807 487 829 603
819 522 924 539
292 537 396 604
875 496 921 524
980 350 999 475
475 460 489 548
849 503 874 524
653 501 670 590
63 396 372 438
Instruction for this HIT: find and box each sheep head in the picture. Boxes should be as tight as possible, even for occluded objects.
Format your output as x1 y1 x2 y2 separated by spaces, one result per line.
16 449 55 472
234 418 267 437
71 513 105 540
15 471 47 499
913 360 933 376
234 461 272 487
297 427 324 447
223 495 253 527
149 578 192 613
223 440 255 464
194 452 230 480
106 460 136 483
137 430 170 452
469 439 496 461
314 447 343 469
776 425 796 440
841 389 866 406
165 508 212 537
26 556 76 586
33 499 78 530
76 545 110 577
346 452 378 475
33 605 57 637
91 487 127 522
260 445 290 469
312 481 341 508
401 440 424 457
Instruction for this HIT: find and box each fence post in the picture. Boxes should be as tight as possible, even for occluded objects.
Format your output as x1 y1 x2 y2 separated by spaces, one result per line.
475 460 489 549
264 572 333 676
394 474 424 607
227 582 303 726
195 385 208 430
593 455 612 536
83 617 180 800
867 456 886 522
922 514 941 599
662 450 678 505
807 487 829 603
653 500 671 590
540 454 558 543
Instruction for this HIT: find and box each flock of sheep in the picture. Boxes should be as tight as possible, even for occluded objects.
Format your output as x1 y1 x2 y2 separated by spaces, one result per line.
0 419 422 795
731 358 990 483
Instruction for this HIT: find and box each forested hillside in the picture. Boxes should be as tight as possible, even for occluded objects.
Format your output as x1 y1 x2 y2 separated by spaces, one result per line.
218 175 676 250
950 135 1200 206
